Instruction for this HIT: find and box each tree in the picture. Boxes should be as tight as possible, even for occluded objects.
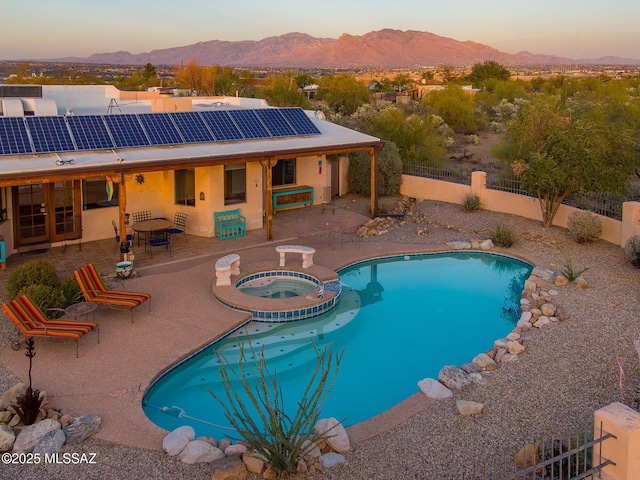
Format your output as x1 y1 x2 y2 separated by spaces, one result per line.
509 96 637 227
142 63 157 82
348 142 403 196
424 86 478 133
467 61 511 88
316 74 371 115
174 59 206 96
261 75 310 108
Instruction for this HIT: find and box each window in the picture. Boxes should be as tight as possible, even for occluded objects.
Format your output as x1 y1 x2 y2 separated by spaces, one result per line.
175 169 196 206
82 178 118 210
273 159 296 186
225 163 246 205
0 187 7 222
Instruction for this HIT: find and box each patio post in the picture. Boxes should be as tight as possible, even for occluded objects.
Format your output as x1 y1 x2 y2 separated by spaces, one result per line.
370 146 378 218
118 172 127 261
261 157 277 241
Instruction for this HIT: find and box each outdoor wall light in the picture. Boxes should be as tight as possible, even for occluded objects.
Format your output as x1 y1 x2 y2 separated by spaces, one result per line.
55 158 74 166
200 192 205 201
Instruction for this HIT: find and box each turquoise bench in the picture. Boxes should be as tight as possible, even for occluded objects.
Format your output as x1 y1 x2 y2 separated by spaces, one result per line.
214 209 247 240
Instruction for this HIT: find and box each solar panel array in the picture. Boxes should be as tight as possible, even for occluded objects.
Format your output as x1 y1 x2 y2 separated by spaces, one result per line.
0 107 322 156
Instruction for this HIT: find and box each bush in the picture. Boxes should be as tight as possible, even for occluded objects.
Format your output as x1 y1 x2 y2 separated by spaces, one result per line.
19 285 64 317
489 223 515 247
462 193 482 212
348 142 403 196
7 260 59 299
61 275 83 306
567 210 602 243
624 235 640 268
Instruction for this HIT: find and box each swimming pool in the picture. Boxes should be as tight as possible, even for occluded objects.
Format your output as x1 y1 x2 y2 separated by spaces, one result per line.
143 252 532 438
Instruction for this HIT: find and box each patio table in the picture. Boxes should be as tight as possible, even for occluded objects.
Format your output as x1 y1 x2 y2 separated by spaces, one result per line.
65 302 98 321
132 219 172 248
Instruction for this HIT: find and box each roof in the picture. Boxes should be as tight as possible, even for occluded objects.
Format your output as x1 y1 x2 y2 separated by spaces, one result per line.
0 85 382 185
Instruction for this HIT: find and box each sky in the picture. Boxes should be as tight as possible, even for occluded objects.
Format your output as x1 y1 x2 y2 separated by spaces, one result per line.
1 0 639 61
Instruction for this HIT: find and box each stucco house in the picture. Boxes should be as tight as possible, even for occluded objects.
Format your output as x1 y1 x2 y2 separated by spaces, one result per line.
0 85 383 257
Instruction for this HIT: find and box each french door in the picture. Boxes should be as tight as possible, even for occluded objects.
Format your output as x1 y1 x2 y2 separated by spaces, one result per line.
12 181 82 247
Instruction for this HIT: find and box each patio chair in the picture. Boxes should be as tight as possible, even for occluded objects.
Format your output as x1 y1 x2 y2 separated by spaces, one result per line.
2 295 99 358
168 212 188 243
74 263 151 322
112 220 132 255
147 229 171 257
132 210 152 246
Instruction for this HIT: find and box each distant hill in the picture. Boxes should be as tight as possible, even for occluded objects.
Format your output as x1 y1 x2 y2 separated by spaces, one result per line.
55 29 640 67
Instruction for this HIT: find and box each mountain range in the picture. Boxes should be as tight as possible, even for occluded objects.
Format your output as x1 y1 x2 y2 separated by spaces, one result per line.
56 29 640 67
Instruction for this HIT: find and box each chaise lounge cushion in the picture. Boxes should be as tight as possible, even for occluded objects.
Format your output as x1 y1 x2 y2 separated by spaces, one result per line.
74 263 151 311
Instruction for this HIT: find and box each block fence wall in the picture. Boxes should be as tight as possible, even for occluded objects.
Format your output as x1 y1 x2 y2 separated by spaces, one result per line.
400 171 640 248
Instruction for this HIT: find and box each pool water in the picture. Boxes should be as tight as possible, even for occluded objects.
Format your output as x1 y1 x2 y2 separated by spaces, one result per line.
143 252 532 438
237 277 317 298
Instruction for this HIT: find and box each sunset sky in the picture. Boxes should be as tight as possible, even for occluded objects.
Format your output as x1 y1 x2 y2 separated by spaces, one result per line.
2 0 638 61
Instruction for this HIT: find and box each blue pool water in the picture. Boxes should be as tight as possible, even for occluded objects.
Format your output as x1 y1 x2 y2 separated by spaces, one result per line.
143 252 532 438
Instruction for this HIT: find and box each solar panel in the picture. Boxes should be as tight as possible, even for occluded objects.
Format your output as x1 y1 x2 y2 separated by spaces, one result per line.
280 108 321 135
199 111 244 141
0 117 32 155
169 112 215 143
228 109 271 139
138 113 184 146
26 116 75 153
102 114 150 148
66 115 114 150
254 109 296 137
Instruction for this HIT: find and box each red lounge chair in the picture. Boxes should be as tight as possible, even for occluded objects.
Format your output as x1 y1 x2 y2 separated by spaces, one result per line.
74 263 151 322
2 295 99 358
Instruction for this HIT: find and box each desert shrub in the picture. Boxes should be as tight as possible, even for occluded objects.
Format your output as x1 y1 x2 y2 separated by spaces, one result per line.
462 193 482 212
61 275 83 306
19 284 64 316
7 260 59 299
567 210 602 243
348 142 403 196
624 235 640 268
489 223 515 247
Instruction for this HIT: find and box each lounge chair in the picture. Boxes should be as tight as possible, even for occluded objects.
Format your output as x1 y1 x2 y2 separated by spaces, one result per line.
74 263 151 322
2 295 99 357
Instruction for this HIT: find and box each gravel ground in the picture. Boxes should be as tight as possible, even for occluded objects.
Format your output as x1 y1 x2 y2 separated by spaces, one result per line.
1 196 639 480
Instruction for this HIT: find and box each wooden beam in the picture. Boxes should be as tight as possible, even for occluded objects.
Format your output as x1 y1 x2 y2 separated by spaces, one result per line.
260 158 277 241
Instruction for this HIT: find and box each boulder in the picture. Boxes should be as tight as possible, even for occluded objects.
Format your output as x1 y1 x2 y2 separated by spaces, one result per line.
555 275 569 286
524 280 537 292
315 417 350 453
438 366 471 390
0 411 13 423
63 414 101 444
456 400 484 416
262 464 277 479
494 348 507 363
13 418 61 453
531 267 554 280
301 438 321 462
516 311 533 328
575 277 588 289
506 341 525 355
0 383 27 409
468 373 487 385
179 440 224 464
480 239 494 250
515 443 540 468
540 303 556 316
318 452 345 469
417 378 453 399
224 443 247 457
0 424 15 452
242 452 265 474
472 353 498 371
460 362 481 374
210 455 247 479
33 429 65 455
162 425 195 456
218 438 232 452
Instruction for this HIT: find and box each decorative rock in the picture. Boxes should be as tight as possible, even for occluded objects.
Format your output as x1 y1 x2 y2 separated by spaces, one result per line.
469 373 487 385
532 267 554 280
63 414 101 444
195 436 217 447
225 443 247 457
262 464 277 479
494 338 509 349
0 383 27 409
555 275 569 286
506 332 521 341
438 366 471 390
210 455 247 479
8 414 21 428
575 277 588 289
540 303 556 316
59 414 72 428
548 289 559 296
460 362 481 374
506 341 525 355
534 316 551 328
501 353 519 363
524 280 537 292
218 438 232 452
180 440 223 464
473 353 498 370
480 239 494 250
162 425 195 456
32 429 65 455
243 452 265 474
494 348 507 363
301 438 321 462
297 458 308 473
315 417 350 453
515 443 540 468
318 452 346 469
0 411 12 423
417 378 453 399
0 425 15 452
13 418 61 453
456 400 484 416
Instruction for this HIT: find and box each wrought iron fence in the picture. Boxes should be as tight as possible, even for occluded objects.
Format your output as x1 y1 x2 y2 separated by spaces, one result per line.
460 426 615 480
485 175 531 197
403 163 472 185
